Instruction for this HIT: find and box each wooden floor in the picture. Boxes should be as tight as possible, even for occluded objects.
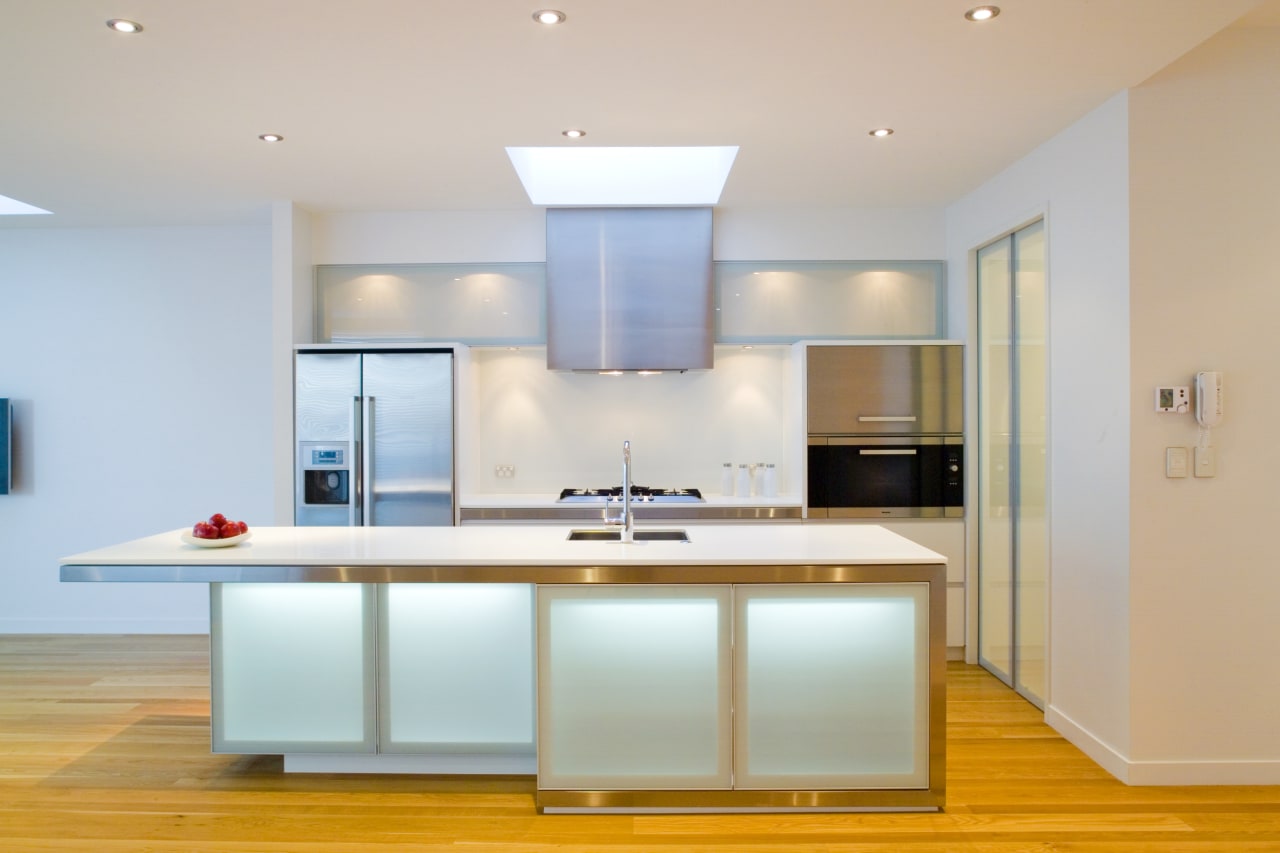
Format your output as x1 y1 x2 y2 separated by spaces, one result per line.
3 636 1280 852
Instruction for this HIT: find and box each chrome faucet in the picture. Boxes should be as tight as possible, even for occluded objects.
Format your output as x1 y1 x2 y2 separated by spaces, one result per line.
620 439 634 542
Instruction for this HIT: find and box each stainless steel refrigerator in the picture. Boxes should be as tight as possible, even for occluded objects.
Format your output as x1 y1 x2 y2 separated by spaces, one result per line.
294 349 454 526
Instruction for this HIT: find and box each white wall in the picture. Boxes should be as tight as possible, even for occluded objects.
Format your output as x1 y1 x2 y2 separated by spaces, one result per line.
945 94 1134 769
1126 25 1280 782
0 226 273 632
460 345 794 497
312 207 947 267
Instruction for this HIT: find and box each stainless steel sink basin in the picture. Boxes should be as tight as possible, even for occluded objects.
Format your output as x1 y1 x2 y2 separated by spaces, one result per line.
566 529 690 542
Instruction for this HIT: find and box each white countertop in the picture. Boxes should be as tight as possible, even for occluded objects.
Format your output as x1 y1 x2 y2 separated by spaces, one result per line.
61 524 943 568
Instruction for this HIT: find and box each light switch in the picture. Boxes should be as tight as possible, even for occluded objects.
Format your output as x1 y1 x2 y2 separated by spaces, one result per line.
1194 446 1216 478
1165 446 1188 478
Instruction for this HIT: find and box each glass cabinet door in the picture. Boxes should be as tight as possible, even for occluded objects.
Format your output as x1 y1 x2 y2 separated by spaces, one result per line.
378 584 535 758
210 583 376 754
537 585 732 790
733 583 932 790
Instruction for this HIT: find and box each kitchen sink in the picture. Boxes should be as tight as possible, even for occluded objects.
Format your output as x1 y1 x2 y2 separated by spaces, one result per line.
566 529 690 542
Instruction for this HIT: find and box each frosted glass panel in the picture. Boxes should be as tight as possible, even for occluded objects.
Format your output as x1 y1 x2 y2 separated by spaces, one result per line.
538 586 732 789
212 583 374 752
717 261 943 342
380 584 534 752
735 584 929 789
315 263 545 345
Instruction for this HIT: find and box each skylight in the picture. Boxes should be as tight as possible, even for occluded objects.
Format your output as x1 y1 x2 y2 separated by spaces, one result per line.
505 146 739 206
0 194 51 215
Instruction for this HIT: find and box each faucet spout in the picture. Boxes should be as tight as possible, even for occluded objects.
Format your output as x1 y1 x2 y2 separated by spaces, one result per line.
621 439 634 543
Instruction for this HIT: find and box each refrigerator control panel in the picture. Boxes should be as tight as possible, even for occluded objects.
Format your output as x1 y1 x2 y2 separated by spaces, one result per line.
308 446 346 467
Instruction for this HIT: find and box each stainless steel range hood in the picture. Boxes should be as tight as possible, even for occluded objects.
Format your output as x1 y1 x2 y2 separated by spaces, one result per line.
545 207 714 372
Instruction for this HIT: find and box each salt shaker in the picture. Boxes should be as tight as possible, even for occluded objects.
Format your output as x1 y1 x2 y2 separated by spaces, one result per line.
721 462 735 496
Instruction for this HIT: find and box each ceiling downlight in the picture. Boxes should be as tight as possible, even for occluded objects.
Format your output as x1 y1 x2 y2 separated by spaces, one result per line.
533 9 566 25
258 134 284 143
869 128 894 138
964 6 1000 22
106 18 143 33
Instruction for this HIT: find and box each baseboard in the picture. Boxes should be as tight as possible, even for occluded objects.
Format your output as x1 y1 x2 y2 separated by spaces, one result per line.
1045 703 1133 783
1047 703 1280 785
0 617 209 634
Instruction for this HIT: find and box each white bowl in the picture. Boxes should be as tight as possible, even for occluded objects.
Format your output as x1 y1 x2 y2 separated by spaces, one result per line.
181 530 252 548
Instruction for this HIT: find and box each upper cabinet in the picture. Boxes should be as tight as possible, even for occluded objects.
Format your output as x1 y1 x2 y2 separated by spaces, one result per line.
716 261 944 342
315 263 546 345
313 260 945 345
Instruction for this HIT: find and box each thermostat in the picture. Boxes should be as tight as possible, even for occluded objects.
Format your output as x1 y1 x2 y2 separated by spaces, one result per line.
1155 385 1190 413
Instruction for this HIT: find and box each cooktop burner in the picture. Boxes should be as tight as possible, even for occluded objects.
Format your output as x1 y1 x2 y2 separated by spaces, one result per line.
558 486 704 503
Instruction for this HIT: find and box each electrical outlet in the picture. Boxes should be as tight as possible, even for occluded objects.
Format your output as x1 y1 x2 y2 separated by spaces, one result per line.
494 464 515 479
1165 447 1188 478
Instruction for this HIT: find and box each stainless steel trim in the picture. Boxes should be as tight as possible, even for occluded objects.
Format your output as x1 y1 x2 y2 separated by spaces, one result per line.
857 415 918 423
859 449 918 456
459 505 803 523
61 561 943 586
819 435 960 447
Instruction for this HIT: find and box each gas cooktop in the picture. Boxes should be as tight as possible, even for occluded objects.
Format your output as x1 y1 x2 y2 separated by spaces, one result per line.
557 486 704 503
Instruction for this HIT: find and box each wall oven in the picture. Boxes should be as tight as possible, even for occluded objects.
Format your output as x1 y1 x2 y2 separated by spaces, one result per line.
807 435 963 518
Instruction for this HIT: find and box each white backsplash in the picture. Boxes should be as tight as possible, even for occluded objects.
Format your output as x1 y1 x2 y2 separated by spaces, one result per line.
459 345 797 497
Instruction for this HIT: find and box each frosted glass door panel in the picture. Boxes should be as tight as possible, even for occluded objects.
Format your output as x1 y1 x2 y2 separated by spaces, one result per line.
717 261 943 342
379 584 535 753
211 583 375 753
1013 221 1047 707
734 584 930 789
315 263 545 345
537 586 732 790
977 235 1014 684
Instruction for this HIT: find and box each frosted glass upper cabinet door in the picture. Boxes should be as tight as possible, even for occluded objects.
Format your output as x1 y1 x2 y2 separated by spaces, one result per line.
378 584 535 762
734 583 932 790
537 585 732 790
211 583 376 754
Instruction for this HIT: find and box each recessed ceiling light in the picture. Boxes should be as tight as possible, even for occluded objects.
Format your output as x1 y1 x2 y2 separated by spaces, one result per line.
258 133 284 143
533 9 566 24
869 128 894 138
561 129 586 139
964 6 1000 21
106 18 143 33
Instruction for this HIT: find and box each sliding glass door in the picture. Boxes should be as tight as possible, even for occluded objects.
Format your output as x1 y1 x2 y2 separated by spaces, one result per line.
976 220 1047 708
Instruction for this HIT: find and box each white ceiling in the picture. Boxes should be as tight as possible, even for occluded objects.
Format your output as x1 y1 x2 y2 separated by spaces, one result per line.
0 0 1274 228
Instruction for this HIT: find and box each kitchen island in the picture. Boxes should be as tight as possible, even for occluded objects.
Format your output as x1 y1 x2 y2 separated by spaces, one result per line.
61 523 946 812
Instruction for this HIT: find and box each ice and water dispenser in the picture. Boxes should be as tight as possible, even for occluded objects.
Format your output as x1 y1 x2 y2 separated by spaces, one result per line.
298 442 350 507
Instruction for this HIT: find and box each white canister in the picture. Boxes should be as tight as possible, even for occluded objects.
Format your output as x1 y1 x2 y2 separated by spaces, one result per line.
763 463 778 497
736 463 751 496
721 463 735 496
752 463 765 496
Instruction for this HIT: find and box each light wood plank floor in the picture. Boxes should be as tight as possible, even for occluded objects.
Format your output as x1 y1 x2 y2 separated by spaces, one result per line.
3 635 1279 852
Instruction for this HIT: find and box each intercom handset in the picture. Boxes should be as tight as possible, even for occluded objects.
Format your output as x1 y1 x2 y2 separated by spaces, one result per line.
1195 371 1223 427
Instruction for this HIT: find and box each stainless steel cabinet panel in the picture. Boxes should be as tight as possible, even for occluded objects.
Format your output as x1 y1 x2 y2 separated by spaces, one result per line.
806 344 962 435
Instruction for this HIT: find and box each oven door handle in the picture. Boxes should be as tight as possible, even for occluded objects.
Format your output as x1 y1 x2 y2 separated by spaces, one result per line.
857 415 918 423
859 449 919 456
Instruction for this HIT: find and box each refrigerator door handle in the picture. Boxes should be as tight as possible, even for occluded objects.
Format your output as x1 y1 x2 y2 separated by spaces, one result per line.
349 396 360 527
361 395 375 526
